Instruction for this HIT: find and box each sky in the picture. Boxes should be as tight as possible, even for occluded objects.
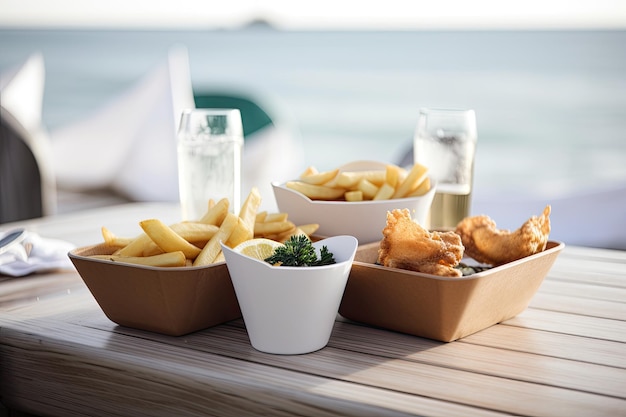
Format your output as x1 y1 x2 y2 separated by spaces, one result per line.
1 0 625 30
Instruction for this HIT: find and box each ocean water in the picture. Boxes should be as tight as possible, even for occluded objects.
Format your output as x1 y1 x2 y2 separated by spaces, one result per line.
2 28 626 202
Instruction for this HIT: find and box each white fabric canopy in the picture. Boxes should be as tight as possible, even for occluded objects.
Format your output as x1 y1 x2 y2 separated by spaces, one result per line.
48 46 304 211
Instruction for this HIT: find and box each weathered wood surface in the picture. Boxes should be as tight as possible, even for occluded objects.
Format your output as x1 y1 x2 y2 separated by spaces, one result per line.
1 203 625 417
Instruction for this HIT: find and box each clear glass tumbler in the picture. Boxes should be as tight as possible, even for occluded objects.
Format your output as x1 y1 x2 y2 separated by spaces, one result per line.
177 109 243 221
413 108 477 230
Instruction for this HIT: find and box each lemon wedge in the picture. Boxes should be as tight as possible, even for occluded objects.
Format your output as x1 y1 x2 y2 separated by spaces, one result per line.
233 238 285 262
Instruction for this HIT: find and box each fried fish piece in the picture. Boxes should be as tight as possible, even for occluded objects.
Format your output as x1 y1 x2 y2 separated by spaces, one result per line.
455 205 551 266
378 209 465 277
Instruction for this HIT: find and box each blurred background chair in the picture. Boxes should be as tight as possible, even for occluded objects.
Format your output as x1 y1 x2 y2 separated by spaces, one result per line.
1 53 56 224
0 107 56 224
0 109 44 223
194 92 274 138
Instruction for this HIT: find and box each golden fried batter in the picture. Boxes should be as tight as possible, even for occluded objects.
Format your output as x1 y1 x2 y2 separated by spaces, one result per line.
378 209 465 277
455 205 551 266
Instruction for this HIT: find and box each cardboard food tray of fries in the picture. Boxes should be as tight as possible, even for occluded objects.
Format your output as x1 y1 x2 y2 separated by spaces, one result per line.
338 240 564 342
69 243 242 336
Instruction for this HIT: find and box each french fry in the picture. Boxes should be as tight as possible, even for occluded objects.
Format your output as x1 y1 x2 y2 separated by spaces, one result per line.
139 219 202 259
91 251 187 267
101 226 116 244
114 233 153 257
101 227 133 248
299 166 319 178
392 162 429 199
199 197 229 226
264 226 299 243
296 223 319 236
336 170 386 188
142 241 165 257
95 181 377 268
111 222 217 257
170 222 220 243
406 176 432 197
141 222 219 256
286 181 345 200
287 162 431 202
226 187 262 247
264 212 289 223
356 179 379 200
385 164 405 188
373 182 396 200
226 217 253 248
344 190 363 201
239 187 262 233
254 220 296 237
298 168 339 185
213 251 226 263
193 212 238 266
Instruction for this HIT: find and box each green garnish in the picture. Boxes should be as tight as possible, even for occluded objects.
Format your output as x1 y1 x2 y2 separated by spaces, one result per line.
264 235 336 267
454 263 492 276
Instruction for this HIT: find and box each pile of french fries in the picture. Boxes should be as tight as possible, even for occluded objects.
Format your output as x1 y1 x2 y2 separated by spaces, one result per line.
90 188 319 268
286 162 431 201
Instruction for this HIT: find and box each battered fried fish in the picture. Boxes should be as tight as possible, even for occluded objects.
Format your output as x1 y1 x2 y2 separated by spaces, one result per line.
378 209 465 277
455 205 551 266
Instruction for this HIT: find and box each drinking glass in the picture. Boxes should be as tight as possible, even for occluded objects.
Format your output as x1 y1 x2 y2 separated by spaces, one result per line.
177 109 243 221
413 108 477 230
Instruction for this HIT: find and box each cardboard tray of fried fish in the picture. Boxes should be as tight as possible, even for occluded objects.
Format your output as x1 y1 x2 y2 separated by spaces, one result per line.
338 240 564 342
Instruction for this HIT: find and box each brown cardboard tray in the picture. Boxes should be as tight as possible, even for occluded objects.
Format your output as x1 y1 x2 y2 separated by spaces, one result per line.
69 244 242 336
339 241 564 342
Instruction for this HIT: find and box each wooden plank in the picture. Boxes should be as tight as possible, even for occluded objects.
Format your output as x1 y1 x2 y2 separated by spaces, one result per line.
108 317 626 400
504 308 626 342
529 292 626 320
7 284 624 370
462 324 626 368
549 259 626 277
559 246 626 262
548 250 626 287
0 272 85 310
13 291 626 374
546 267 626 288
328 323 626 398
538 279 626 303
3 304 625 417
0 320 511 417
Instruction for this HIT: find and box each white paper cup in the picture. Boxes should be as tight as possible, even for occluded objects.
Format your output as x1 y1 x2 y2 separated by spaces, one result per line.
221 235 358 354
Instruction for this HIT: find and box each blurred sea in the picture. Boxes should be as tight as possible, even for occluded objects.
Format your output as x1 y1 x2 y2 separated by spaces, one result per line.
2 28 626 202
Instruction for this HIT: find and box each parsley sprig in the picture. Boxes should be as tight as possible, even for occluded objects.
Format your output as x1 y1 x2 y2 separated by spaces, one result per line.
264 235 336 267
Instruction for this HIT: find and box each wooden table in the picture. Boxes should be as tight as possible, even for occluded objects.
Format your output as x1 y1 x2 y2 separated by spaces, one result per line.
1 203 625 417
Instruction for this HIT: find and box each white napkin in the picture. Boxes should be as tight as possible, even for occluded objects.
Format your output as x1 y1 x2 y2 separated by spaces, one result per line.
0 230 75 277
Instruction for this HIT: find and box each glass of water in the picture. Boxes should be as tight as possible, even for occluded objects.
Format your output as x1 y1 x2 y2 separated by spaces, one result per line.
177 108 243 221
413 108 477 230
